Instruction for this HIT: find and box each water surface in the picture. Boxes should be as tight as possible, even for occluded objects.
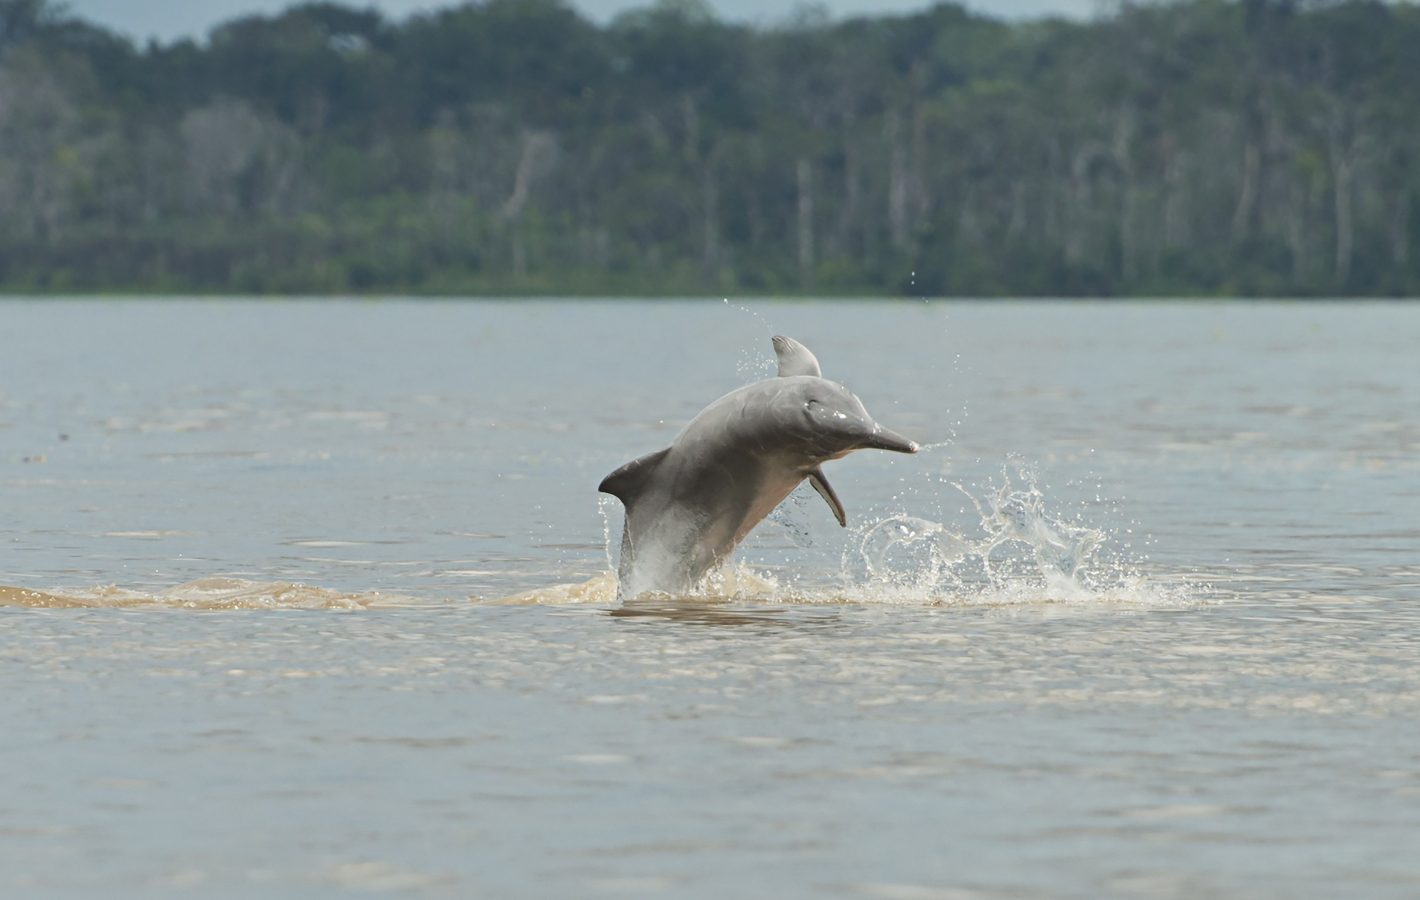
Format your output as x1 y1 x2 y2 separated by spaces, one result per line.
3 299 1419 897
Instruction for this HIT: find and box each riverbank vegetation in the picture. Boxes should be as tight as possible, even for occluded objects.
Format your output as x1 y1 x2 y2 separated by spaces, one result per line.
1 0 1417 296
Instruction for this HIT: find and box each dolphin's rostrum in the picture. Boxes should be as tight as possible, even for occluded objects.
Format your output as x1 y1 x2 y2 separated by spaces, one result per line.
599 335 918 598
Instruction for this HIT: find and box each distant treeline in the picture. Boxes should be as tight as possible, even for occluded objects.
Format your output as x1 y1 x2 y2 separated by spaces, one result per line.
0 0 1417 296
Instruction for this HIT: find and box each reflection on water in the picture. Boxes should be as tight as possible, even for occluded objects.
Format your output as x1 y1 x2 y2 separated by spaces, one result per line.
609 601 834 629
3 299 1420 896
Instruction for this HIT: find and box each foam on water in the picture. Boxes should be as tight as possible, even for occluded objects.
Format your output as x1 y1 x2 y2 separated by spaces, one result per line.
486 572 620 605
0 578 410 610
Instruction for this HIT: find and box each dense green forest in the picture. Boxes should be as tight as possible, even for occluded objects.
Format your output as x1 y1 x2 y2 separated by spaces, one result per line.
1 0 1418 296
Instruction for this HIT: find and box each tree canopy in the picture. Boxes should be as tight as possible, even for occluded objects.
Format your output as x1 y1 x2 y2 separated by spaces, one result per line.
1 0 1417 296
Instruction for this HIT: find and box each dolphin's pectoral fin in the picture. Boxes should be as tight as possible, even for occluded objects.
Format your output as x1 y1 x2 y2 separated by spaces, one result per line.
772 335 822 378
807 467 847 527
599 447 671 505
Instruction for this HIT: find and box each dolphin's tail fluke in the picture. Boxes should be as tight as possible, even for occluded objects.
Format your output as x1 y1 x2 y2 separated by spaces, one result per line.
599 447 671 504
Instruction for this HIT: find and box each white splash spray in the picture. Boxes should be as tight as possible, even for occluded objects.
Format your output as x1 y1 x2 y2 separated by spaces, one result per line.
825 460 1184 607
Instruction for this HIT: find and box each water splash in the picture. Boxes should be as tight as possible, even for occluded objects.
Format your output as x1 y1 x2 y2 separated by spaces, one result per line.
597 495 619 571
722 298 779 383
826 461 1180 607
765 484 816 548
854 515 973 589
966 461 1104 596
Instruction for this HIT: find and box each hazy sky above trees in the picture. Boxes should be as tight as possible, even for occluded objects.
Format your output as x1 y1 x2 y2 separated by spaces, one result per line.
66 0 1099 42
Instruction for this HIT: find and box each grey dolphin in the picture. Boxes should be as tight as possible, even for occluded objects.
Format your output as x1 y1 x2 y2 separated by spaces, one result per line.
599 335 918 598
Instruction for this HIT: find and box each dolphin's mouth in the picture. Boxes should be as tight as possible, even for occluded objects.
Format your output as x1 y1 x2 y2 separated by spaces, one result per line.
861 425 918 454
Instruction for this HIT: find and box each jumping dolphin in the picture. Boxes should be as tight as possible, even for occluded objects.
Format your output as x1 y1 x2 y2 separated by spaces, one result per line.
599 335 918 598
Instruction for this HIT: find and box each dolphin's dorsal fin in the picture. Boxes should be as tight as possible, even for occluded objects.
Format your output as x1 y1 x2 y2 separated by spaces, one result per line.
807 467 847 527
772 335 822 378
599 448 671 504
